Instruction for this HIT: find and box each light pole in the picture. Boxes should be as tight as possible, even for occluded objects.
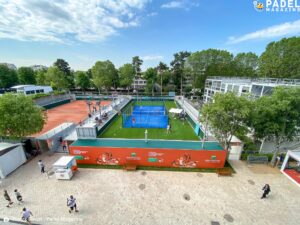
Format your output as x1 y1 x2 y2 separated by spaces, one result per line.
201 114 208 149
145 129 148 143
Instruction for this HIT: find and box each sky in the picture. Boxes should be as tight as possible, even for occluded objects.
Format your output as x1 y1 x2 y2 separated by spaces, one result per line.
0 0 300 71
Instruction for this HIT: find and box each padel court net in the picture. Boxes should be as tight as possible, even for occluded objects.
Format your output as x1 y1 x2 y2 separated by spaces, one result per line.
122 105 168 128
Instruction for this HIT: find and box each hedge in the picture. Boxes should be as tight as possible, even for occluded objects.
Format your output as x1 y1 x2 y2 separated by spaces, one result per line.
240 153 274 161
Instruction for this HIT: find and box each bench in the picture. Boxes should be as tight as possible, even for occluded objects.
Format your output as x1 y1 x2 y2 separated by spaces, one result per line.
123 163 137 171
217 168 232 177
247 155 268 165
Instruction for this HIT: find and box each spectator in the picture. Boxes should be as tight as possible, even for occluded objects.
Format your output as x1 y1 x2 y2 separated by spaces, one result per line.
261 184 271 199
14 189 23 204
21 208 33 225
3 190 13 207
67 195 79 213
38 160 45 173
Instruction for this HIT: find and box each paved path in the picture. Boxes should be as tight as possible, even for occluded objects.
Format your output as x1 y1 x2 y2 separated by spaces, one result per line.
0 154 299 225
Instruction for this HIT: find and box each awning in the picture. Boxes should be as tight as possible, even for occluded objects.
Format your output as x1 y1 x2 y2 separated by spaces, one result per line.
169 108 183 114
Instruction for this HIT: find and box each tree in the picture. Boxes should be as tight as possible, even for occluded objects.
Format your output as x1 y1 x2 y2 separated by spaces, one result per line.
233 52 258 77
156 62 169 94
143 68 157 96
156 61 169 72
0 65 18 88
250 87 300 166
201 92 252 151
45 66 69 90
132 56 143 77
186 49 234 91
170 51 191 94
53 59 74 88
35 69 47 85
18 67 36 84
259 37 300 78
0 93 46 139
91 60 118 94
119 63 135 91
75 71 90 92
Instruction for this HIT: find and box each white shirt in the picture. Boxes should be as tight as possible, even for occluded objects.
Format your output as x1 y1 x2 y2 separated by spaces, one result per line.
67 198 76 207
22 210 31 219
38 161 44 169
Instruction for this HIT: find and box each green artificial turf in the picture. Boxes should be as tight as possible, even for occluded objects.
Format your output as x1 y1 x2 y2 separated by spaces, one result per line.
99 101 199 140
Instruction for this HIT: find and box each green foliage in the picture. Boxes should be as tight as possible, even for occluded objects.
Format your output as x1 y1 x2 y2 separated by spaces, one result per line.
143 68 158 96
30 93 51 99
119 63 135 88
0 93 46 138
92 60 118 93
240 153 273 161
18 67 36 84
170 51 191 92
250 86 300 165
186 49 234 90
156 61 169 72
259 37 300 78
35 69 47 85
132 56 143 76
53 59 74 88
45 66 69 90
75 71 90 90
234 52 258 77
237 135 258 151
201 92 252 150
0 65 18 88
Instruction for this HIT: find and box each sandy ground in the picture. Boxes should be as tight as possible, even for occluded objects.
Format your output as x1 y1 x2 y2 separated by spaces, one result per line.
0 154 300 225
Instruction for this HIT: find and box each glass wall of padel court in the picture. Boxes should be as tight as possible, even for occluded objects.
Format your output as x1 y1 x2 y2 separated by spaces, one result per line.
122 100 169 128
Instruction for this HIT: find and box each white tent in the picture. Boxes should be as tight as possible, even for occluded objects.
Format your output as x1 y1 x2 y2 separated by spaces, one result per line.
281 150 300 188
169 108 183 114
0 143 26 178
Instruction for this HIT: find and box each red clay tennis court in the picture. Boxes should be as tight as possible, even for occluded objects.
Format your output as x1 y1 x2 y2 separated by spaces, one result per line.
33 100 110 137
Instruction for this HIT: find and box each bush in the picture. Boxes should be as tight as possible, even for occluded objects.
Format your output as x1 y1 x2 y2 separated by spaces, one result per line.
30 93 50 99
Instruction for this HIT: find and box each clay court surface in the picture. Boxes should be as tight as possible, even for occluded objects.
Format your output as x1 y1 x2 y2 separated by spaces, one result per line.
33 100 110 137
1 156 300 225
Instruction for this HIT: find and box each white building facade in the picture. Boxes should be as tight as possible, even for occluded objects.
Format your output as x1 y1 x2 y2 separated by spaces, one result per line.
203 77 300 103
132 76 147 90
31 65 48 71
11 85 53 95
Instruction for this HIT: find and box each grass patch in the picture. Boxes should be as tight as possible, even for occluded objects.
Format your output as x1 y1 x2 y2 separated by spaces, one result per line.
99 101 199 141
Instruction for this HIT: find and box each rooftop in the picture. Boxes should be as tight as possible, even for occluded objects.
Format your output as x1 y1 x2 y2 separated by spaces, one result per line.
206 76 300 85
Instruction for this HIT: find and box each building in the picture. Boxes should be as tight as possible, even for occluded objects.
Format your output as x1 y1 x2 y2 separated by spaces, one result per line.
10 85 53 95
31 65 48 71
0 63 17 70
132 76 147 90
203 76 300 103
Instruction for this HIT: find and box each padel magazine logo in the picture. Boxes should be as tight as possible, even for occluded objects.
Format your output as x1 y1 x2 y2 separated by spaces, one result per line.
253 0 300 12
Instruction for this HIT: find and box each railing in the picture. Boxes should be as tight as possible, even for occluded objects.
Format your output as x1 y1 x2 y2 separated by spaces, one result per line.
206 76 300 85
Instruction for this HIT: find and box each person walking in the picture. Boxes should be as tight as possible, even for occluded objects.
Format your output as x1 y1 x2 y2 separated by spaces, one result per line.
166 124 170 134
3 190 13 207
38 159 45 173
261 184 271 199
21 208 33 225
14 189 24 204
67 195 79 213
